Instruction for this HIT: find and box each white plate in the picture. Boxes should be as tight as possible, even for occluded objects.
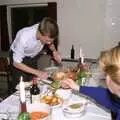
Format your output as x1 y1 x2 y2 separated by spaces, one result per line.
51 100 63 109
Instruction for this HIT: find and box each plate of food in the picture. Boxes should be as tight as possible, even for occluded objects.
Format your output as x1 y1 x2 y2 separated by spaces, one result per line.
40 95 63 109
50 69 78 89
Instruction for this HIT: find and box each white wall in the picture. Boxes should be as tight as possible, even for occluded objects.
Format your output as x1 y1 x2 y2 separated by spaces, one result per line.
0 0 108 59
58 0 106 59
104 0 120 49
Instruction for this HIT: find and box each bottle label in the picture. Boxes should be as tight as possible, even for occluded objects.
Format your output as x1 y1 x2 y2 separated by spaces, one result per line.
31 95 40 103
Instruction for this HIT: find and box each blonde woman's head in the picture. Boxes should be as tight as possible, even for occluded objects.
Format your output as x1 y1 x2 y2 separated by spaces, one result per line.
99 46 120 96
99 46 120 84
104 46 120 84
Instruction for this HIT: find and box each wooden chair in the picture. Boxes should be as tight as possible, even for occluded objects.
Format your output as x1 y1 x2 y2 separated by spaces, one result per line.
0 97 3 102
0 57 11 94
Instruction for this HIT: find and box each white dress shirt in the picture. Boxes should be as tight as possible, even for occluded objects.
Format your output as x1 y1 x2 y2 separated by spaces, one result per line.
10 24 44 63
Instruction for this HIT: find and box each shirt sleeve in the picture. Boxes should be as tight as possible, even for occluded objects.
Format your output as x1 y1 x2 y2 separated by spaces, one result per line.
12 31 26 63
80 86 112 110
116 112 120 120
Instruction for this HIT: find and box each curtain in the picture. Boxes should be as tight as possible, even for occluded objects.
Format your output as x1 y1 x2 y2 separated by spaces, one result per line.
43 2 58 55
48 2 58 50
0 5 9 51
48 2 57 21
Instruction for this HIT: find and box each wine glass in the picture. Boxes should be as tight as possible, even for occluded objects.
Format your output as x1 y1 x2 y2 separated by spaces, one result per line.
7 106 20 120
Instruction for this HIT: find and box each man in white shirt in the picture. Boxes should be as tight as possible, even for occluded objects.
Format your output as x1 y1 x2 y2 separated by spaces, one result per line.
10 17 61 93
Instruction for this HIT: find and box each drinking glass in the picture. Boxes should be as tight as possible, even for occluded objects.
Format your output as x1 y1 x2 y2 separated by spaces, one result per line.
7 106 20 120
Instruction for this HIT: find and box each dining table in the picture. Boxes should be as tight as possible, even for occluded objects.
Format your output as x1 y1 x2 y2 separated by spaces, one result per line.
0 65 111 120
0 85 111 120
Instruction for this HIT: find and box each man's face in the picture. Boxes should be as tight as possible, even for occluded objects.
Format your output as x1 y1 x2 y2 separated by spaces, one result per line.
106 75 120 97
38 34 54 45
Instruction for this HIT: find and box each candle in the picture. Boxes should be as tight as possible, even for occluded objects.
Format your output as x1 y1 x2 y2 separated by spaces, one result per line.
79 46 84 64
81 56 84 64
19 76 26 103
79 47 82 58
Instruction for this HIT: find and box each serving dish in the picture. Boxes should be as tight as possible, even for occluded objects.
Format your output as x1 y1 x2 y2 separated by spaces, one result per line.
40 95 63 109
63 101 87 118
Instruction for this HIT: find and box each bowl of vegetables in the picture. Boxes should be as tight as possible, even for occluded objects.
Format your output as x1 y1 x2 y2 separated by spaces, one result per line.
27 103 51 120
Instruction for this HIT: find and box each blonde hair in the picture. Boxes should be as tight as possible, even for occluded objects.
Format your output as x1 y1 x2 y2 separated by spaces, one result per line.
99 46 120 84
98 50 111 71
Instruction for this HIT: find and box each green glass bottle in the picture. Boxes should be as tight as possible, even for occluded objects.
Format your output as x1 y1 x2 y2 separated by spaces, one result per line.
77 62 87 86
77 71 86 85
17 112 31 120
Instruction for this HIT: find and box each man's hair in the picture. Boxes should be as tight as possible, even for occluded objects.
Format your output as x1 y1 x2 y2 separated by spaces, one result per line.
38 17 59 39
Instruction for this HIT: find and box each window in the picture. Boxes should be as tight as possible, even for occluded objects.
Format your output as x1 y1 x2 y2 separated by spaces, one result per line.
7 4 48 42
0 2 57 51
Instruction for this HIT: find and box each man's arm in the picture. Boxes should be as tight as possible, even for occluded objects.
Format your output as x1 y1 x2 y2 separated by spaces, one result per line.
14 62 43 77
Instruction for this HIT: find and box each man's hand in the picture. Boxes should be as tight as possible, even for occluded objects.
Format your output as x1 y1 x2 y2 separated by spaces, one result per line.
36 71 48 79
48 43 62 64
53 51 62 64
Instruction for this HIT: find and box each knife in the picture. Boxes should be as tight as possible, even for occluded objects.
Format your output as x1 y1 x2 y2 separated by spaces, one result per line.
40 77 54 85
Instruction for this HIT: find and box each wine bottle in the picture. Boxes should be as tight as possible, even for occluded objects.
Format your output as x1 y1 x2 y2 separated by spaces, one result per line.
30 79 40 103
71 45 75 59
17 101 31 120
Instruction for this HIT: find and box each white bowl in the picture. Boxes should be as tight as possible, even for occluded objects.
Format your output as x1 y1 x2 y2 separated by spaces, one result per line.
63 101 86 118
55 88 72 100
27 103 51 120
